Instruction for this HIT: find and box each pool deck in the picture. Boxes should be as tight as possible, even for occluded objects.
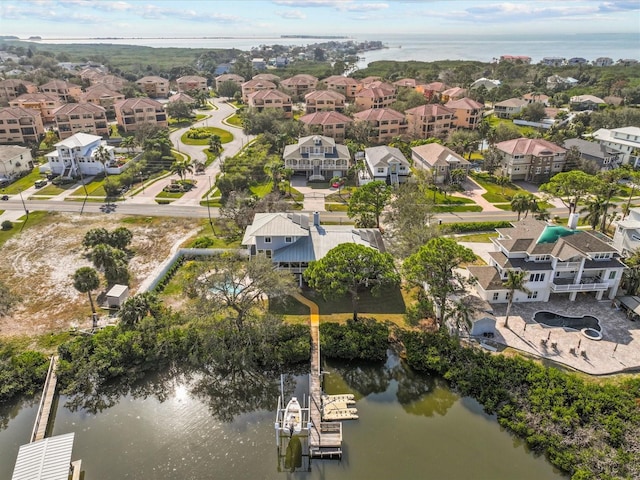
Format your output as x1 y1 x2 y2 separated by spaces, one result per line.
487 297 640 375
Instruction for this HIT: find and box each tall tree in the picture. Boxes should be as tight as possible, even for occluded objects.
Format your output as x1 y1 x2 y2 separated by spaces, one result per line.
403 238 476 327
482 146 504 177
73 267 100 318
91 244 130 286
510 192 536 220
304 243 399 321
170 159 194 181
120 136 137 154
209 134 223 159
383 176 438 258
348 180 392 228
595 170 621 232
94 144 112 177
580 196 607 230
539 171 595 214
264 158 285 193
166 100 193 122
503 270 530 328
119 292 161 328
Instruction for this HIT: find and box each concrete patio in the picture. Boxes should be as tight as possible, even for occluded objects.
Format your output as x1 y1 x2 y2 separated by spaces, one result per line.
485 296 640 375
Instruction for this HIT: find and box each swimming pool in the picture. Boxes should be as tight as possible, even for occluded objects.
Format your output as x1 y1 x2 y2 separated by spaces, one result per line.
533 311 602 332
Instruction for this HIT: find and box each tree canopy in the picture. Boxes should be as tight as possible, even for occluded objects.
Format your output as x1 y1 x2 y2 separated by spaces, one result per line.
347 180 392 228
539 170 596 214
304 243 399 321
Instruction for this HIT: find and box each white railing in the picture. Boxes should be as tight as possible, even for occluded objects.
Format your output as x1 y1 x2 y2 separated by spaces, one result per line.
550 282 608 292
555 261 582 270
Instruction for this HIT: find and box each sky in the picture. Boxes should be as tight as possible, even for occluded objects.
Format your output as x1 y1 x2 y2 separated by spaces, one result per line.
0 0 639 38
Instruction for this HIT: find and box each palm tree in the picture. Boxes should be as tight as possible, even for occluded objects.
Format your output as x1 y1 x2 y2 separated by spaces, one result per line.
120 136 137 154
511 192 536 220
73 267 100 326
580 196 607 230
449 168 467 185
495 175 510 196
282 167 294 197
209 134 223 159
503 270 530 329
170 159 194 181
119 292 160 328
265 159 285 193
94 144 112 178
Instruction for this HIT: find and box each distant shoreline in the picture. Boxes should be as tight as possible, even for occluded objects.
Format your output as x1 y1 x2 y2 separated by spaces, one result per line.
20 35 352 41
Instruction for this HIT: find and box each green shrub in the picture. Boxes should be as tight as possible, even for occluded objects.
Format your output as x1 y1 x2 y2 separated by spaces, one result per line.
443 221 512 233
320 318 389 361
1 220 13 231
191 236 215 248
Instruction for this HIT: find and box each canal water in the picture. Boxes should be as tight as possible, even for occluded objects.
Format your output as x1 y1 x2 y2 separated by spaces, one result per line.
0 354 565 479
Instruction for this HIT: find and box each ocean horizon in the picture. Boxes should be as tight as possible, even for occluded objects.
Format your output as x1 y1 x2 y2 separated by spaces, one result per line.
18 32 639 67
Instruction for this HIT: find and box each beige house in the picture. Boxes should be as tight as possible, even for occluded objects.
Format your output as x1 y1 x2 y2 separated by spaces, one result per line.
54 103 109 139
440 87 467 102
241 79 276 102
445 97 484 130
353 108 407 144
9 92 62 123
168 92 196 106
393 78 425 90
0 79 38 105
0 106 44 144
39 80 83 102
497 137 566 183
404 104 456 139
304 90 346 113
283 134 350 181
176 75 208 93
494 97 528 119
321 75 361 100
80 85 125 116
354 85 396 111
280 74 318 97
90 74 125 92
247 89 293 118
215 73 245 90
298 111 352 142
0 145 33 180
135 76 170 98
411 143 471 184
416 81 448 101
252 73 281 83
358 76 383 89
114 97 168 133
522 93 550 106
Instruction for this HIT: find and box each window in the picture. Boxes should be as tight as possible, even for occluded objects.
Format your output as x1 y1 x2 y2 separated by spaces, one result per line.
593 253 610 260
377 167 385 173
285 237 292 243
527 291 539 299
264 237 272 243
266 250 272 258
492 292 500 301
529 273 545 282
609 271 617 280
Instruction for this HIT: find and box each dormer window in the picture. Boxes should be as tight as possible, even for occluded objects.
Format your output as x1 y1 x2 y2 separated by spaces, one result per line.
593 252 610 260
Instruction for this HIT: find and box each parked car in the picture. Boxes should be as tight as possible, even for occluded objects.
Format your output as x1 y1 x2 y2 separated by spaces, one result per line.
1 195 8 201
34 179 47 189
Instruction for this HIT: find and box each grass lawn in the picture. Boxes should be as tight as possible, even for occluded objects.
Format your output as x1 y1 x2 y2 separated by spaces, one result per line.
434 205 483 213
181 127 233 145
156 191 185 199
487 116 539 137
308 181 331 189
71 178 106 196
429 189 476 205
455 232 498 242
325 203 349 212
225 114 242 127
285 187 304 202
1 168 46 194
493 201 554 211
0 211 48 248
270 285 411 326
250 182 273 198
471 172 525 202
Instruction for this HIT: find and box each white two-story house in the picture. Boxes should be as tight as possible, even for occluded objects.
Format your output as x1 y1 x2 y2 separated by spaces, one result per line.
45 132 116 177
362 146 410 186
242 212 385 283
591 126 640 167
468 219 625 304
613 207 640 257
283 135 350 181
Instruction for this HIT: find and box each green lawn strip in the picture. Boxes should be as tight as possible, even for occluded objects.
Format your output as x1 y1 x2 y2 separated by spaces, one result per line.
250 182 273 198
36 183 74 195
454 232 498 242
472 172 525 202
325 192 350 203
199 199 223 207
284 187 304 202
434 205 483 213
487 116 539 136
156 191 185 199
224 114 243 127
2 168 46 194
428 188 476 204
325 203 349 212
0 211 48 248
493 201 554 211
307 181 330 189
71 178 106 196
181 127 233 145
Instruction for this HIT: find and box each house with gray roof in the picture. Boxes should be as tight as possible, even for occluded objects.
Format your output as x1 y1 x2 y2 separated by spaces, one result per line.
563 138 623 172
468 219 625 305
283 134 350 181
362 146 410 186
242 212 385 281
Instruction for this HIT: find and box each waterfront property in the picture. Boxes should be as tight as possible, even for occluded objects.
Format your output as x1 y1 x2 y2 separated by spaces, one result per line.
467 219 625 305
45 132 118 177
12 432 82 480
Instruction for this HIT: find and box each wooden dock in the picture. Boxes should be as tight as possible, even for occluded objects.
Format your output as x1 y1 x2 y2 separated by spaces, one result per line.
292 293 343 459
31 355 59 443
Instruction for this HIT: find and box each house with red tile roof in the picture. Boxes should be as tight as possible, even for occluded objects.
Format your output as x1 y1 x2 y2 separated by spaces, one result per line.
215 74 245 90
298 111 352 142
304 90 346 113
114 97 167 133
445 97 484 130
440 86 467 102
0 79 38 105
404 104 456 140
353 108 406 144
497 138 566 183
241 79 276 102
80 85 125 116
39 80 83 102
135 76 170 98
9 92 62 123
280 74 318 97
176 75 208 93
321 75 361 100
354 85 397 111
53 103 109 139
0 106 44 144
247 89 293 118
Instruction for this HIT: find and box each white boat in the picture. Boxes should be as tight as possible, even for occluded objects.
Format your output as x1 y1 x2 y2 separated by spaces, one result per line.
283 397 302 434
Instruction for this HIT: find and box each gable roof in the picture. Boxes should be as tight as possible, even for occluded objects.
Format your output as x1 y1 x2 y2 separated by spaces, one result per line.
496 137 565 156
353 107 404 122
53 102 106 116
299 111 352 126
365 146 409 168
411 143 470 167
445 97 484 110
405 104 456 117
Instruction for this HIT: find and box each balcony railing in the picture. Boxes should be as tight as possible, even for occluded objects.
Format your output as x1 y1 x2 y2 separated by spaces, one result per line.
555 261 582 270
550 282 608 292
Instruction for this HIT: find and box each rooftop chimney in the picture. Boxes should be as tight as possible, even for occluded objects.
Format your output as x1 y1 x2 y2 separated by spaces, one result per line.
568 213 579 230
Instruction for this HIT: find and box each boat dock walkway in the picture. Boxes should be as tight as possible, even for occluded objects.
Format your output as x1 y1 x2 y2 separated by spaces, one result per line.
30 355 59 443
292 293 343 459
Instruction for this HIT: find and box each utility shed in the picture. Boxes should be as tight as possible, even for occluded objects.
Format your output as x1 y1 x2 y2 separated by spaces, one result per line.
106 284 129 308
461 295 496 337
12 433 75 480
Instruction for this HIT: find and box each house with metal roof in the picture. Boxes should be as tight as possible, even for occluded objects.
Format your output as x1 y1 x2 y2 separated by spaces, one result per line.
468 219 625 305
44 132 116 177
242 212 385 281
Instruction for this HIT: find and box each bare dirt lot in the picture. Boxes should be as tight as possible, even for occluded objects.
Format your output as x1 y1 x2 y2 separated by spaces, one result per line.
0 212 201 338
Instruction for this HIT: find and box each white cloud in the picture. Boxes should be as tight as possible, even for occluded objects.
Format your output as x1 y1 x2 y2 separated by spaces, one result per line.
277 9 307 19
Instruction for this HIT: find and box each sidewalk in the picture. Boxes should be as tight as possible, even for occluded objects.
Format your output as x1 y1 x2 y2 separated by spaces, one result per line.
451 177 501 212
